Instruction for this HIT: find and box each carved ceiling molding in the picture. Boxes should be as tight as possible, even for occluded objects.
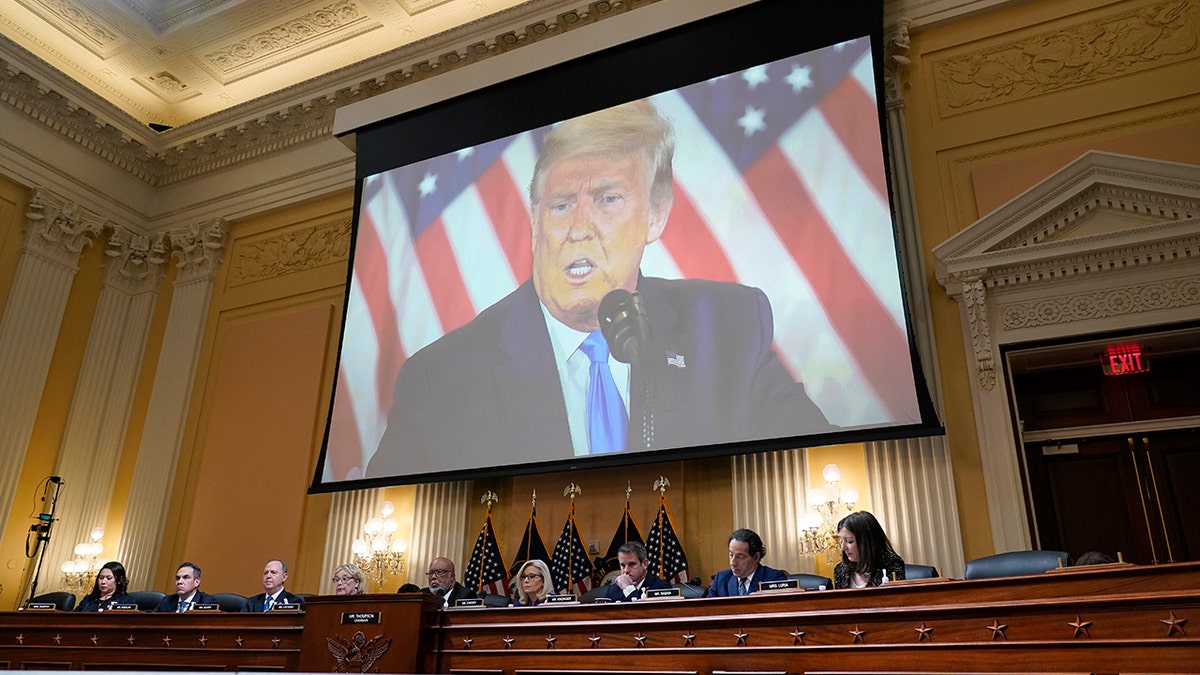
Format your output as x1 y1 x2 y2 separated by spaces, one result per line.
197 0 379 85
0 0 660 188
932 0 1198 117
228 216 352 286
17 0 126 58
1000 276 1200 332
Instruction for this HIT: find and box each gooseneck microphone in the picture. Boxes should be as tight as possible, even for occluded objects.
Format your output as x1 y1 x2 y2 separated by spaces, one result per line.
598 289 654 450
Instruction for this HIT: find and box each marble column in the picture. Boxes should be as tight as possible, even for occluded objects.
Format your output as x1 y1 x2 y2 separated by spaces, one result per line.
0 188 103 600
37 228 169 590
114 220 226 585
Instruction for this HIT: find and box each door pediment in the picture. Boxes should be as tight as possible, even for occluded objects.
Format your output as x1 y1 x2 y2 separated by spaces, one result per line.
935 151 1200 297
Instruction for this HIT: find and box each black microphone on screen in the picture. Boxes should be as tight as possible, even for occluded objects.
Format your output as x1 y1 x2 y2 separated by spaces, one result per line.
598 289 654 450
598 289 650 366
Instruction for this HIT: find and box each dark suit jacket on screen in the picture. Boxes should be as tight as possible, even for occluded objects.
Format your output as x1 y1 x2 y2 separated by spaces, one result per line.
240 589 306 612
367 276 834 478
153 590 217 613
704 565 787 597
600 573 671 602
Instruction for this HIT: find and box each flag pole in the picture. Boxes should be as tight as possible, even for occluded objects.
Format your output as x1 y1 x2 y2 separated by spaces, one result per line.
653 476 670 579
477 490 499 594
563 483 581 594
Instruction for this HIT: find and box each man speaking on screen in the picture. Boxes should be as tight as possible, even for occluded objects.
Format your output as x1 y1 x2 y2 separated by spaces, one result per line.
366 99 833 478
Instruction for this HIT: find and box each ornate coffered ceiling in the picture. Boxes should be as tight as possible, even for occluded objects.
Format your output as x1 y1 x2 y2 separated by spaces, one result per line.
0 0 1022 190
1 0 535 129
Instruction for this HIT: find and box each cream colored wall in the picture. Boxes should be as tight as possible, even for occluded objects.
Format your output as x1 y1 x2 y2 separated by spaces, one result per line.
902 0 1200 560
150 191 353 596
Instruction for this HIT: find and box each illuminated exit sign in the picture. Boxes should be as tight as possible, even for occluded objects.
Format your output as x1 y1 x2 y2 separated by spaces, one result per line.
1101 346 1149 376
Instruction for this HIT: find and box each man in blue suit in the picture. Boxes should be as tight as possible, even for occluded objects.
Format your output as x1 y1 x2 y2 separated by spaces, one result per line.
601 542 672 602
366 100 833 479
705 529 786 597
241 559 306 612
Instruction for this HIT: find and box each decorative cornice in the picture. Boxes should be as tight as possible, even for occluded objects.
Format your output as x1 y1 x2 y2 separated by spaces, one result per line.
104 227 170 293
0 0 661 188
229 217 352 286
1000 277 1200 331
24 187 106 267
931 0 1198 117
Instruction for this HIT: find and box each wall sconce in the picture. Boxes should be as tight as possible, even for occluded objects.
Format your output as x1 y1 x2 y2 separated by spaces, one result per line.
800 464 859 564
352 501 407 587
61 527 105 591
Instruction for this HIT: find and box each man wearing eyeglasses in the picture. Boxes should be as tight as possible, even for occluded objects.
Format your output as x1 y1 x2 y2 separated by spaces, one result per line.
418 557 477 608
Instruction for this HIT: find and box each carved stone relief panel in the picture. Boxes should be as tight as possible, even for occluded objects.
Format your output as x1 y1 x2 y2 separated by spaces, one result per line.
228 216 351 286
931 0 1198 117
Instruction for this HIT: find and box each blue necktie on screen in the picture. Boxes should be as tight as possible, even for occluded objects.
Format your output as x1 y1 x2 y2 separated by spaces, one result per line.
580 331 627 454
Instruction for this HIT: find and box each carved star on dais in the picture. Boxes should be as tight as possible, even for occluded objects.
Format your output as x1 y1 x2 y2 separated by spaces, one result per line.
1161 611 1188 637
1069 614 1092 638
849 625 866 643
987 620 1008 640
790 628 806 646
915 622 933 642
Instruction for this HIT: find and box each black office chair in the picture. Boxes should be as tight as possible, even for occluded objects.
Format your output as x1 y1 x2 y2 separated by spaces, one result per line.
579 585 610 604
124 590 167 611
212 592 248 612
29 591 77 611
787 573 833 591
905 563 940 579
964 550 1068 579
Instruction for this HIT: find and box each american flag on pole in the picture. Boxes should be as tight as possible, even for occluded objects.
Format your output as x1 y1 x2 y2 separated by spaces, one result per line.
324 36 915 481
463 510 508 597
594 495 644 587
645 497 690 585
550 501 594 597
507 501 552 581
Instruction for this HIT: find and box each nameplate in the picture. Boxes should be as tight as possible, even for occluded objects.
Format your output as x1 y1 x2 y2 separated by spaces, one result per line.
759 578 801 592
108 603 139 612
452 598 484 608
341 611 381 624
544 593 578 605
24 603 56 611
644 588 683 600
272 603 303 612
191 603 220 612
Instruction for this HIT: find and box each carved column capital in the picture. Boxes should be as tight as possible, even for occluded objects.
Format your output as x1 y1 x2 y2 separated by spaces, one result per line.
104 228 170 293
24 187 105 267
169 218 228 283
884 18 912 109
956 270 996 391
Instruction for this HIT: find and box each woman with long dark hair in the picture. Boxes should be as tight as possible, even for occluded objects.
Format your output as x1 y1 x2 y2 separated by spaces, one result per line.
74 561 131 612
834 511 905 589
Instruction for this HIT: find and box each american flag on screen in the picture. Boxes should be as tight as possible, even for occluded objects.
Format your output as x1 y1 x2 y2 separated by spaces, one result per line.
463 510 508 597
325 37 914 480
645 498 690 585
550 503 594 596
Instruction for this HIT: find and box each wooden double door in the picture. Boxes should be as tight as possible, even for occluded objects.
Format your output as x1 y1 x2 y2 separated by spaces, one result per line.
1015 345 1200 564
1023 430 1200 564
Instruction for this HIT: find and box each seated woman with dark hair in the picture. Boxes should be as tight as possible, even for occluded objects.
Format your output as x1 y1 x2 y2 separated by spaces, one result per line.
75 561 131 612
834 511 906 589
512 560 554 606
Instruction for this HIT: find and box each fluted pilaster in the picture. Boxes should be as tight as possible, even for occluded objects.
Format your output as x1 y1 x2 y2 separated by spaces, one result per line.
114 219 226 584
319 489 383 594
408 481 471 583
40 228 168 590
0 188 102 597
731 448 812 575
